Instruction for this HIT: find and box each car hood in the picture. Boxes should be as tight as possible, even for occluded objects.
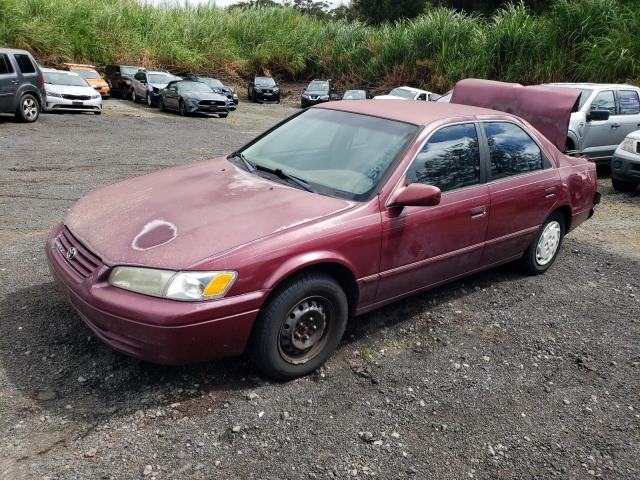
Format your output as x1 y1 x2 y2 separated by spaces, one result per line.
304 90 329 96
45 84 97 96
65 158 354 269
182 91 228 102
150 83 170 90
86 78 108 87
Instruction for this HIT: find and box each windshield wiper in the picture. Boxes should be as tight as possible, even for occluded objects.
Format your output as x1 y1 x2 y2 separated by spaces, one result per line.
228 151 255 172
254 164 315 193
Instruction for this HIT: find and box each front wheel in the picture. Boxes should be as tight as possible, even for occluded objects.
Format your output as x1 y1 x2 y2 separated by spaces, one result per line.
146 93 153 107
218 113 228 118
519 212 565 275
16 94 40 122
249 273 348 381
130 88 137 103
178 99 187 116
612 178 638 192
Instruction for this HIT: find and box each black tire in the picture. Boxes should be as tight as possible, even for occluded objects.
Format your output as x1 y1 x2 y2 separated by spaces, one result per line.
219 113 228 118
146 93 153 107
612 178 637 192
130 88 137 103
519 212 565 275
15 93 40 122
249 273 348 381
178 99 187 116
94 111 101 115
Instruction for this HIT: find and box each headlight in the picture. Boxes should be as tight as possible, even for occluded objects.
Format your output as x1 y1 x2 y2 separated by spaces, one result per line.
273 87 280 93
254 87 262 93
91 93 100 99
233 93 238 99
620 137 637 154
109 267 237 301
47 90 62 98
320 95 329 100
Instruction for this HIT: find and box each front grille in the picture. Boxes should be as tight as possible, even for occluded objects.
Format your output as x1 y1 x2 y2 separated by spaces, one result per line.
61 94 91 101
55 227 101 279
262 89 272 94
199 100 226 107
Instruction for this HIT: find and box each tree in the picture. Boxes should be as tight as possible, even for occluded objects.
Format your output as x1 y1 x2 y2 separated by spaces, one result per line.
351 0 427 24
286 0 332 19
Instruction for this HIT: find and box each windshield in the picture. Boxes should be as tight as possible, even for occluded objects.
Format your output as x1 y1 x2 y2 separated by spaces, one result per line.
239 109 418 201
148 73 175 84
202 78 223 88
256 77 276 87
44 72 89 87
343 90 366 100
306 81 329 93
73 69 101 80
179 81 213 93
121 67 140 76
389 88 416 99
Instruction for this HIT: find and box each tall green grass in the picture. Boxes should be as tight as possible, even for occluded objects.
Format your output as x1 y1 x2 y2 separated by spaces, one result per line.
0 0 638 90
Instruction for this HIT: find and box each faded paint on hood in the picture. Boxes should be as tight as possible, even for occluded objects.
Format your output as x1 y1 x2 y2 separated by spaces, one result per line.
65 158 354 270
451 79 580 152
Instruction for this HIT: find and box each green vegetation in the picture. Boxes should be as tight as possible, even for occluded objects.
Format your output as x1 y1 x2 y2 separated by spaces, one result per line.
0 0 638 91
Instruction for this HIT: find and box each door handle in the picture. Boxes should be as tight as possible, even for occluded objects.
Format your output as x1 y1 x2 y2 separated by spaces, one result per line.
10 80 19 84
611 123 620 129
545 187 556 198
470 206 486 218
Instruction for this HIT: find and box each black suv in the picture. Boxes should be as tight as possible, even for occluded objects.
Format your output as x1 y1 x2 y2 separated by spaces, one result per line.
0 48 45 122
248 76 280 103
104 64 143 98
301 79 339 108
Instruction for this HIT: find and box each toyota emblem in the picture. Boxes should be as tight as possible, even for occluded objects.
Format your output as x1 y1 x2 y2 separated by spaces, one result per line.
66 247 77 261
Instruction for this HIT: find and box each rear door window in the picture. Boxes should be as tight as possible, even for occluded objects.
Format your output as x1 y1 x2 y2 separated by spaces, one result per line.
483 122 545 180
406 123 481 192
0 54 14 74
589 90 616 114
13 54 36 74
617 90 640 115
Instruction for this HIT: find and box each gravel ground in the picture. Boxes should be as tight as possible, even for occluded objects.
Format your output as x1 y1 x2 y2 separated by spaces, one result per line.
0 99 639 480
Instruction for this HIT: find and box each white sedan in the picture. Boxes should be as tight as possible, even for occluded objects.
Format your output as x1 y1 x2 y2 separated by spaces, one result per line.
374 86 436 101
42 68 102 114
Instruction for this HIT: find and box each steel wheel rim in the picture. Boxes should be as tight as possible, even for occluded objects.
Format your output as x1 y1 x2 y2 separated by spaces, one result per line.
23 98 37 119
536 221 561 266
278 296 333 365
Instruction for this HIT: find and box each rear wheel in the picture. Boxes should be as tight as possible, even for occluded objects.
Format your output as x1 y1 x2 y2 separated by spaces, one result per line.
612 178 638 192
249 273 348 381
16 94 40 122
519 212 565 275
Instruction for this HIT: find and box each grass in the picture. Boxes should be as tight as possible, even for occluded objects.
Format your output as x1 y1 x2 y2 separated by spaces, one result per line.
0 0 638 90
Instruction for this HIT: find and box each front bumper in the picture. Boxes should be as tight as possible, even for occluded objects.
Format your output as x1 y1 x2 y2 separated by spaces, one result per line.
44 95 102 113
187 102 230 115
611 148 640 184
253 91 280 102
93 85 110 98
301 97 329 108
46 223 264 365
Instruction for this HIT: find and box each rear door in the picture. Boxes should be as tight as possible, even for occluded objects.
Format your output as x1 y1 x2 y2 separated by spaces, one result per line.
378 122 490 300
0 53 19 112
614 89 640 141
481 121 560 265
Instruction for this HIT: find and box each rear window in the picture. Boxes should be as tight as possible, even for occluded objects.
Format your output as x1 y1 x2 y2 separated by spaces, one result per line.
14 54 36 74
0 54 14 74
617 90 640 115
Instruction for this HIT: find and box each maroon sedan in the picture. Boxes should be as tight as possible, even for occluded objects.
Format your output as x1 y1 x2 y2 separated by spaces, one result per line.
47 86 599 380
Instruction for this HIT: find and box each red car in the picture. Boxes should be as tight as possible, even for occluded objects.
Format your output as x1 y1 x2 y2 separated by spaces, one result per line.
47 80 599 380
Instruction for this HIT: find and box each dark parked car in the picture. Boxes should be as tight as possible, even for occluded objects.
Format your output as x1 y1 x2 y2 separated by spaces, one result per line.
47 81 599 381
185 75 238 108
342 89 368 100
0 48 45 122
248 76 280 103
104 64 142 98
130 70 180 106
301 79 340 107
158 80 229 117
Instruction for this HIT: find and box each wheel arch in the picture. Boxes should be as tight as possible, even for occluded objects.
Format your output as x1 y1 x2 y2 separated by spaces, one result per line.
553 204 572 232
262 258 360 317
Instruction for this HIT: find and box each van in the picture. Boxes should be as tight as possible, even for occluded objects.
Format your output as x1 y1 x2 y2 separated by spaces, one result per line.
0 48 45 122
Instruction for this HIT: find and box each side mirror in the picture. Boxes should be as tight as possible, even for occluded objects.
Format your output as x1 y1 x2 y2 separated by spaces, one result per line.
587 109 610 122
389 183 441 208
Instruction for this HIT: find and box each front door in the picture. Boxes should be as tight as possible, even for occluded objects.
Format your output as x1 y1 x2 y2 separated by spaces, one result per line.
581 89 621 160
0 53 19 112
378 123 489 301
480 121 560 265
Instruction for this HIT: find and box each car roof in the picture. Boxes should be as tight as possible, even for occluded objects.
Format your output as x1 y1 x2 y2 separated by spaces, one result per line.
547 82 637 89
315 100 507 126
0 48 34 55
394 86 430 94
